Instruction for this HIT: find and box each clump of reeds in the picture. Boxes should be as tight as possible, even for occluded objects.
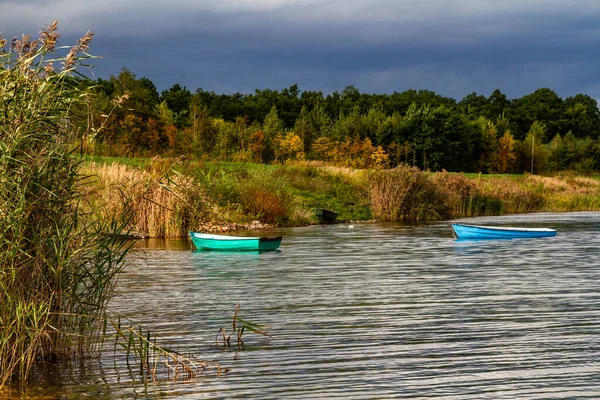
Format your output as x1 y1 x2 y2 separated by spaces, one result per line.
432 172 502 217
368 165 449 221
0 23 132 386
480 177 546 214
84 160 208 238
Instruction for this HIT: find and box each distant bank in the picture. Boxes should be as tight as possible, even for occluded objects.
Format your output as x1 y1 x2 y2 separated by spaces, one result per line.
83 158 600 238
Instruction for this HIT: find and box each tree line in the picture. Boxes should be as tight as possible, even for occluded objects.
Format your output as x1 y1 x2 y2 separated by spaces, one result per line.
85 67 600 173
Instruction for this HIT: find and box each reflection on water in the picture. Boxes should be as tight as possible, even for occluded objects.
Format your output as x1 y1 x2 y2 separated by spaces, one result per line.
134 237 191 251
13 212 600 399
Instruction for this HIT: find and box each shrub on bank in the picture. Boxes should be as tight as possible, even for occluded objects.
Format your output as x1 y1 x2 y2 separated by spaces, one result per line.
240 174 292 224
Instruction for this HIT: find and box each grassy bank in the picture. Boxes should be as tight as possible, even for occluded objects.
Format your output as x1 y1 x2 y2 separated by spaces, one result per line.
83 157 600 237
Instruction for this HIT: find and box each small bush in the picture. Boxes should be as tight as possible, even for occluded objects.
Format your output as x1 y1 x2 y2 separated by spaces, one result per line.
239 174 292 224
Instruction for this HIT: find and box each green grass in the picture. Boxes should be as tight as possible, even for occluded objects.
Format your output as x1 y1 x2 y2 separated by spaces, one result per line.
181 160 371 223
287 186 371 221
274 162 371 221
200 161 278 174
461 172 524 180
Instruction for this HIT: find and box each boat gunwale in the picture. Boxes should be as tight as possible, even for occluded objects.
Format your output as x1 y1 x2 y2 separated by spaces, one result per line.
190 232 261 241
451 223 556 233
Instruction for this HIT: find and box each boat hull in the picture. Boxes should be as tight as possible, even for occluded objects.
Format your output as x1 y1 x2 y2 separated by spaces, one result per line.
452 223 557 240
315 208 338 223
189 232 282 251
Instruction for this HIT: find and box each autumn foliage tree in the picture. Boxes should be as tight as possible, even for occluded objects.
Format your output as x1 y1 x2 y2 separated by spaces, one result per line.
274 132 305 163
496 131 517 173
82 69 600 172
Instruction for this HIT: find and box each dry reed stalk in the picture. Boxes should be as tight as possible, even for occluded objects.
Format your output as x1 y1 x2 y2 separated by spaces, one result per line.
83 162 208 238
215 304 271 351
480 177 546 214
369 165 448 221
0 23 132 387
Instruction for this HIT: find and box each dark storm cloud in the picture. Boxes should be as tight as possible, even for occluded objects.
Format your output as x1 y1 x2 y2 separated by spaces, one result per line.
2 0 600 99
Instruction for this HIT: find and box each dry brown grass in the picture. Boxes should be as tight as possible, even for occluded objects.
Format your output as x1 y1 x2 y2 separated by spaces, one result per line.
368 169 600 221
369 165 449 221
83 162 208 238
287 160 367 182
525 175 569 192
524 174 600 211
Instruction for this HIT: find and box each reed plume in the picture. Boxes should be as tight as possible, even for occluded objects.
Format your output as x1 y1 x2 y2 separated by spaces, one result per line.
0 23 131 387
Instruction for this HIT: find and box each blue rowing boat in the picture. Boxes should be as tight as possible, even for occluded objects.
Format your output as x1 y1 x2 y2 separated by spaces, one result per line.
452 223 557 240
189 232 282 251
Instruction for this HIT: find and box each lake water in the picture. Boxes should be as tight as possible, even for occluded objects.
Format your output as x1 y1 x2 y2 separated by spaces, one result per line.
15 212 600 398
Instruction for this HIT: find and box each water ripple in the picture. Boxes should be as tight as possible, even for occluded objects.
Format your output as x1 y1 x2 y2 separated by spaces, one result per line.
27 212 600 399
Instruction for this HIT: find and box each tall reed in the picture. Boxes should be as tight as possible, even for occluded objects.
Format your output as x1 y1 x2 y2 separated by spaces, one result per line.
369 165 449 221
84 160 208 238
0 23 132 386
479 176 546 214
432 172 502 217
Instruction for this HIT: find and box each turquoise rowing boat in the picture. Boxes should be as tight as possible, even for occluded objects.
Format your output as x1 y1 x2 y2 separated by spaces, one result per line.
189 232 282 251
452 223 557 240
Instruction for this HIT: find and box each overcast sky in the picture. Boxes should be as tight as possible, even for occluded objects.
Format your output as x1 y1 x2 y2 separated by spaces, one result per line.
2 0 600 100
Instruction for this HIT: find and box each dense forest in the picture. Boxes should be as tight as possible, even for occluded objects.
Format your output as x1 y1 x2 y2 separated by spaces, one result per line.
84 68 600 173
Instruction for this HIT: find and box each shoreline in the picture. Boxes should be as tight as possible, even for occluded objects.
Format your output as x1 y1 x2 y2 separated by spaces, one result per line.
88 160 600 239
